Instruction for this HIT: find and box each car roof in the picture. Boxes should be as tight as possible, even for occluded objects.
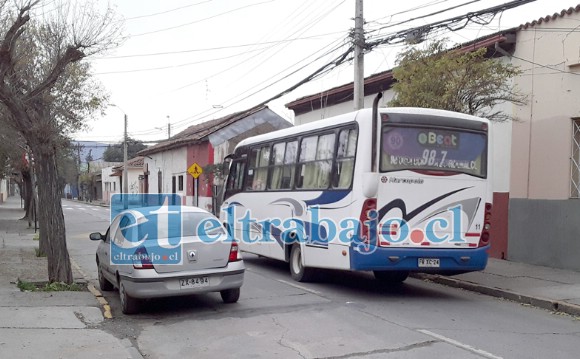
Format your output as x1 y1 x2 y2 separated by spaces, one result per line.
113 206 213 219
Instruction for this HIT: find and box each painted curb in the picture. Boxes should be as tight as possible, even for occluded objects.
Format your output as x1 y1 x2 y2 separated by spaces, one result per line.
412 273 580 317
70 258 113 319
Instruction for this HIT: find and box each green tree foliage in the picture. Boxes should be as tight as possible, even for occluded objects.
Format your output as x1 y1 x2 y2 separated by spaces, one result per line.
102 137 147 162
389 39 526 122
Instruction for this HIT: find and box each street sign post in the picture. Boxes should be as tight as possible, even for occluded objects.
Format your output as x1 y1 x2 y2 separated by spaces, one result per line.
187 163 203 207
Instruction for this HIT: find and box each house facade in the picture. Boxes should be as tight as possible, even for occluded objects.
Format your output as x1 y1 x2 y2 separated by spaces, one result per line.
139 106 292 213
285 5 580 271
507 6 580 270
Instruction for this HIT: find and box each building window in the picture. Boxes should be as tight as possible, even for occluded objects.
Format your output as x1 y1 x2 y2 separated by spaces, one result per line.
571 118 580 198
172 176 176 194
178 175 184 191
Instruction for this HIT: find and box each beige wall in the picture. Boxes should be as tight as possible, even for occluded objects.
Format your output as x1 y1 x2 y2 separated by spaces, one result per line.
510 17 580 200
294 89 395 125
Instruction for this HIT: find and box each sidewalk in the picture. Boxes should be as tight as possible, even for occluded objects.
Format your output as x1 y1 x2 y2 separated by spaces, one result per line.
415 258 580 316
0 195 141 359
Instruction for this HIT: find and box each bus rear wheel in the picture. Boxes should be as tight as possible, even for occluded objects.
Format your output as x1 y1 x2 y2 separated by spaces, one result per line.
290 244 315 282
373 270 409 283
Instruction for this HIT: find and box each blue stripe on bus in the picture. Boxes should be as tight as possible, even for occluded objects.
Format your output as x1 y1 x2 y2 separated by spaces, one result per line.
304 190 351 207
349 245 489 272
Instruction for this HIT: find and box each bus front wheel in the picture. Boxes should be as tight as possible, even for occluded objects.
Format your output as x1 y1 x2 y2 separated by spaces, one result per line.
290 244 315 282
373 270 409 283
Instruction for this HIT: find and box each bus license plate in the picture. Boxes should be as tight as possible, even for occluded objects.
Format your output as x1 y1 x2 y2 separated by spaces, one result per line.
180 277 209 289
418 258 440 268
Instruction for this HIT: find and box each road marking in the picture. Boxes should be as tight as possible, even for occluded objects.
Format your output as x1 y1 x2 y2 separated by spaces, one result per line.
277 279 322 295
78 207 87 210
417 329 503 359
91 208 99 211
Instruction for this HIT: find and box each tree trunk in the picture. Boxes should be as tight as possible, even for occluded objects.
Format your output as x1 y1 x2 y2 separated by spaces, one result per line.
33 144 73 284
21 169 34 224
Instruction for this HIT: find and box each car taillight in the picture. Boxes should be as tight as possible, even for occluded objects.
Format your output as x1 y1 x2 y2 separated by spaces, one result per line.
478 202 492 247
133 246 154 269
228 241 241 262
359 198 377 243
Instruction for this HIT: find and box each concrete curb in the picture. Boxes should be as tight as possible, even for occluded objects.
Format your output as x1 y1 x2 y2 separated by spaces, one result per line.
70 258 113 319
413 273 580 317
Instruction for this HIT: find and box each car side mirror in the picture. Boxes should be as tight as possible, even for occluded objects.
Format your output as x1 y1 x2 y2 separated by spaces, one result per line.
89 232 104 241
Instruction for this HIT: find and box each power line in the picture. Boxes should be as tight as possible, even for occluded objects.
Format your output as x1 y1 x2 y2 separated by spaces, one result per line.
129 0 276 37
95 32 344 60
125 0 212 21
95 46 276 75
367 0 535 47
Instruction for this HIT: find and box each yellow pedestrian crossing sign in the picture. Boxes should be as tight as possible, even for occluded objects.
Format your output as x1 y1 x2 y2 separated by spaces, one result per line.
188 163 203 179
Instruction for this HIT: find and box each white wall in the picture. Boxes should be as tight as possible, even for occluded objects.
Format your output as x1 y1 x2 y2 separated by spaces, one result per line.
144 147 188 199
294 90 395 125
101 166 120 203
510 17 580 200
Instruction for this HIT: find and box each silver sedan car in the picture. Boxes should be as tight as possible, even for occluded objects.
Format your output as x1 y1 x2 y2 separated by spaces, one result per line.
89 205 244 314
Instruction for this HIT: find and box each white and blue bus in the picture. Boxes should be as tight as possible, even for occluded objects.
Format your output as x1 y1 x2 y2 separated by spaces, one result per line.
220 103 492 282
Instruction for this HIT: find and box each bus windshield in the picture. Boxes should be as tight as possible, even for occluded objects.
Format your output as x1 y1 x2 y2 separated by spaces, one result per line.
380 125 487 178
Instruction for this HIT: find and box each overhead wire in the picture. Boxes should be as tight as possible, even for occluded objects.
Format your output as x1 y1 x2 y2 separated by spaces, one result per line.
155 34 351 135
94 31 345 60
125 0 212 21
129 0 276 37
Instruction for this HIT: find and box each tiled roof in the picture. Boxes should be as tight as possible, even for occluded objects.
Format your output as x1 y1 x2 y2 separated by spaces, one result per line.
112 156 144 172
519 4 580 29
139 105 267 156
285 32 512 115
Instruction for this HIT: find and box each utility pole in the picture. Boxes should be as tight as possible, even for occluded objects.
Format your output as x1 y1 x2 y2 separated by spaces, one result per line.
123 113 128 195
353 0 364 110
167 115 171 139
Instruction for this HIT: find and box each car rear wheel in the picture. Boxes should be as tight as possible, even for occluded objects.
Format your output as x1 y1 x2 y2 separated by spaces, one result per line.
290 244 315 282
97 263 114 291
119 279 140 315
373 270 409 283
220 288 240 303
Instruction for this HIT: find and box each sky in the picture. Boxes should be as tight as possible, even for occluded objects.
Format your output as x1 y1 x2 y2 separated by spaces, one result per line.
69 0 578 146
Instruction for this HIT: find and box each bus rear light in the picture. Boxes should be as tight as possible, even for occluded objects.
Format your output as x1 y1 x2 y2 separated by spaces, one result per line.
359 198 377 243
478 202 492 247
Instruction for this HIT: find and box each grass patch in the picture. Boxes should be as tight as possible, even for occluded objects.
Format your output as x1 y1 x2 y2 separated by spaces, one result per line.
33 232 39 241
17 279 86 292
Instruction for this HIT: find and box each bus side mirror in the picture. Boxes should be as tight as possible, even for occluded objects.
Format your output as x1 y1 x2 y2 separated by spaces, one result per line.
362 172 379 198
222 154 233 175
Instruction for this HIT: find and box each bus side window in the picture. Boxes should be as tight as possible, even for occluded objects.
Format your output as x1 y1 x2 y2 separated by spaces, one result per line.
245 146 270 191
225 160 246 199
333 128 357 188
297 133 335 189
269 140 297 190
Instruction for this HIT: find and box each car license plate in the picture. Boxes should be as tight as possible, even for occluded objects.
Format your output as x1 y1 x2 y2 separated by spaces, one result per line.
180 277 210 289
418 258 440 268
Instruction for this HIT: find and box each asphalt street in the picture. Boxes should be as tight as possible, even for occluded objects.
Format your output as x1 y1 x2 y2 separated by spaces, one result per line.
62 200 580 359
